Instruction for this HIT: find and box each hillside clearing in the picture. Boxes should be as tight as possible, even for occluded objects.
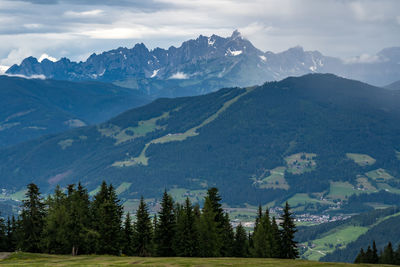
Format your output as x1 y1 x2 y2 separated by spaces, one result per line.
0 252 388 266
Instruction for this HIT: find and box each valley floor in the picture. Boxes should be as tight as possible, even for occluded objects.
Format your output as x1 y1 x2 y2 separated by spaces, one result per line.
0 252 393 267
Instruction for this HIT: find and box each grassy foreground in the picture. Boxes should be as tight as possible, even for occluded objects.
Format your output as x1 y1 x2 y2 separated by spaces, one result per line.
0 252 391 267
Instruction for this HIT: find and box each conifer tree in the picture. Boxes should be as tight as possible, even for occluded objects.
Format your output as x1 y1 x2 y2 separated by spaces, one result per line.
234 223 248 257
198 196 221 257
354 248 366 263
372 240 379 264
206 187 234 256
19 183 45 252
42 186 69 254
154 190 176 256
381 242 394 264
0 216 6 251
95 183 123 255
279 202 298 259
67 183 92 255
173 197 198 256
122 212 134 256
134 196 153 256
271 216 281 258
7 216 17 252
252 207 274 258
365 245 373 263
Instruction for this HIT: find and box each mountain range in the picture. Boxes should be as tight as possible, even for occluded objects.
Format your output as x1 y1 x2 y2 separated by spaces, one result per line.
0 76 149 148
1 74 399 217
6 31 400 98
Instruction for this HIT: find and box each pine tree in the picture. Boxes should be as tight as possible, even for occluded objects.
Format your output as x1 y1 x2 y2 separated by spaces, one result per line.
365 245 373 263
18 183 45 252
173 197 198 256
198 196 221 257
279 202 298 259
381 242 394 264
154 190 176 256
134 196 153 256
371 240 379 264
234 223 248 257
96 183 123 255
67 183 92 255
252 207 273 258
271 216 282 258
42 186 70 254
6 216 17 252
205 187 233 256
355 248 366 263
122 212 134 256
0 216 7 251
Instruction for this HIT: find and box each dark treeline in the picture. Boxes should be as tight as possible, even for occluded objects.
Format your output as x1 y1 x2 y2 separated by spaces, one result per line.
0 182 298 258
355 241 400 265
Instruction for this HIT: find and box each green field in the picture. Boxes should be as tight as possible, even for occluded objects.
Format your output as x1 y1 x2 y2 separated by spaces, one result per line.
328 182 357 200
301 226 369 261
365 168 393 182
0 252 387 266
285 153 317 174
346 153 376 166
286 193 332 208
253 166 289 190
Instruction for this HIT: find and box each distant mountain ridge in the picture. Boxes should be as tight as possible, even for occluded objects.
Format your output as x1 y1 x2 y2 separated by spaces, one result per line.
6 31 400 97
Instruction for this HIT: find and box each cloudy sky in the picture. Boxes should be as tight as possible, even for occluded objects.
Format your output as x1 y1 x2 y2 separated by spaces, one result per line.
0 0 399 69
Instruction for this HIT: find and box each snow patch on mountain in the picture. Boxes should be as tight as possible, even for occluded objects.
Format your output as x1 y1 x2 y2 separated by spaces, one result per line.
151 69 160 78
259 55 267 62
169 71 188 79
226 48 242 56
208 37 215 46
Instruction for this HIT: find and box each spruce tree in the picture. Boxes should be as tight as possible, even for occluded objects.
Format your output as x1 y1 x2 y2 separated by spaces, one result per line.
354 248 366 263
206 187 233 256
154 190 176 256
271 216 282 258
279 202 298 259
122 212 134 256
198 196 221 257
381 242 394 264
19 183 45 252
134 196 153 256
252 207 273 258
0 216 6 251
372 240 379 264
42 186 69 254
67 183 92 255
173 197 198 256
234 223 248 257
96 183 123 255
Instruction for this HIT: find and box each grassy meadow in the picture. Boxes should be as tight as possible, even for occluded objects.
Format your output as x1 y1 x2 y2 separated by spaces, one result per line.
0 252 391 267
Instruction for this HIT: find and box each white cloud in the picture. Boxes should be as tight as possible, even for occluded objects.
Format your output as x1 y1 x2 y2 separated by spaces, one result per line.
38 53 57 62
4 73 46 79
343 53 382 64
0 65 9 74
169 71 188 79
64 9 104 17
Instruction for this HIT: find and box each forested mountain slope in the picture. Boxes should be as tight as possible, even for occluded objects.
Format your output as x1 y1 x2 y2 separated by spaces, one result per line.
0 76 149 147
0 74 399 213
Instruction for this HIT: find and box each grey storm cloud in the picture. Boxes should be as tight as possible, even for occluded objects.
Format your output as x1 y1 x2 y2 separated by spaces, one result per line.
0 0 399 70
